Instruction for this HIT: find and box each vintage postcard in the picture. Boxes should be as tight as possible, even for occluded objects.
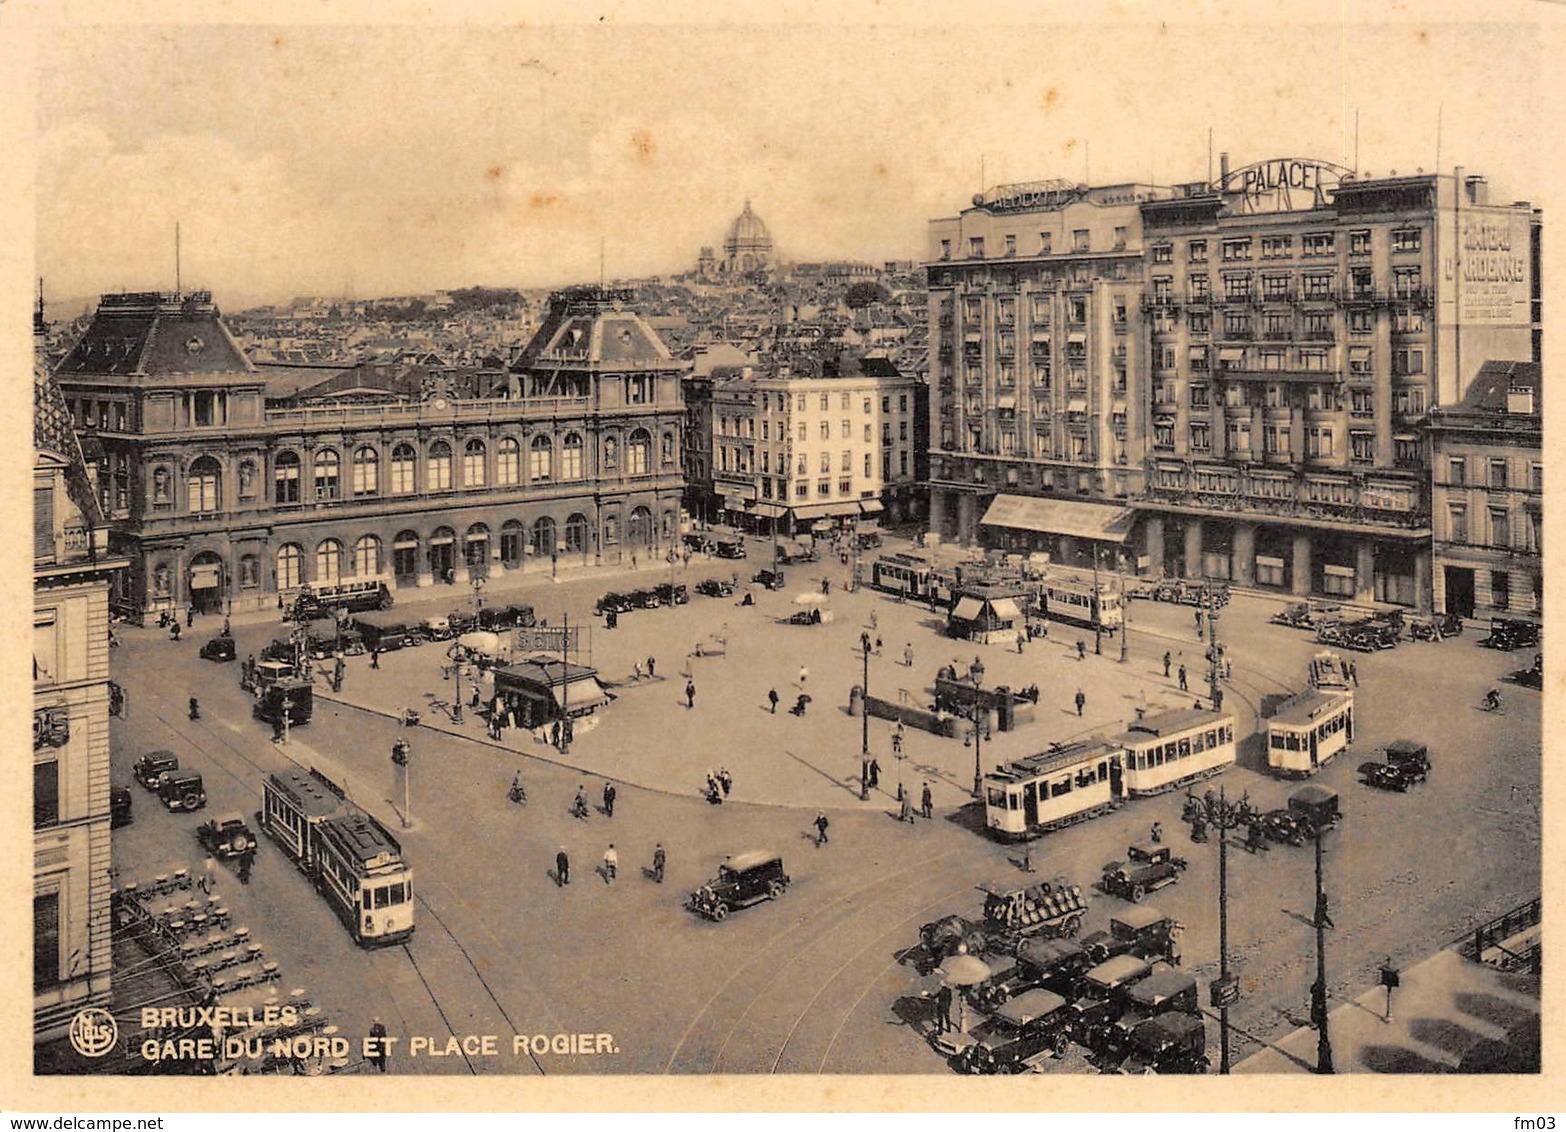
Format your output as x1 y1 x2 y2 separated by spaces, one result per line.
4 0 1560 1113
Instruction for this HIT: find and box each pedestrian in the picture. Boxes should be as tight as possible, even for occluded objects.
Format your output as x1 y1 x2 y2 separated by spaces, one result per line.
899 791 914 823
768 688 779 714
922 781 934 820
1017 632 1026 654
1195 608 1204 633
1165 922 1184 967
903 643 914 668
647 656 656 679
237 846 255 886
935 984 954 1034
875 636 883 656
1076 639 1086 661
603 782 617 818
861 630 871 654
821 578 830 595
556 846 570 886
814 811 830 846
718 767 733 795
1151 821 1163 844
685 680 697 709
551 719 562 748
469 684 480 711
652 842 667 884
799 665 809 686
870 610 878 630
369 645 380 670
1224 657 1233 682
632 660 644 681
1178 664 1188 692
271 714 285 744
1022 841 1035 873
1074 688 1086 717
573 784 589 820
186 605 195 628
201 853 217 896
1348 660 1358 687
1163 651 1172 678
891 730 904 759
368 1019 389 1072
603 844 618 883
631 553 638 571
868 758 881 790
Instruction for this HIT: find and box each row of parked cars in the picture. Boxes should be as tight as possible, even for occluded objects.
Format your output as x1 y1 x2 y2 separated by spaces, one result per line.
594 584 690 616
128 751 259 859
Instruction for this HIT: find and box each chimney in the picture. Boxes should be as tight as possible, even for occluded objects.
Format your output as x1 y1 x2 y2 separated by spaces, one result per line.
1465 175 1488 205
1507 385 1535 416
1219 152 1230 185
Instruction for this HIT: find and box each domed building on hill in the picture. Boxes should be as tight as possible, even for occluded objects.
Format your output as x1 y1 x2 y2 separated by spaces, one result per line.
697 201 774 281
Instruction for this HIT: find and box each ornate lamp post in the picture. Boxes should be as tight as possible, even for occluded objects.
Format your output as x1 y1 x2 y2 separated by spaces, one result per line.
1092 544 1103 655
969 658 986 799
859 634 872 800
1311 822 1336 1073
1186 786 1253 1074
1206 597 1223 710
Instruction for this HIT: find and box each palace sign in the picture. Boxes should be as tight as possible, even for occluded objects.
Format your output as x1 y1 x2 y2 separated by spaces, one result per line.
1218 158 1351 214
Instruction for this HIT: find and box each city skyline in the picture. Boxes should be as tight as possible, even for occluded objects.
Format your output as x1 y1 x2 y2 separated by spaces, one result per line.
30 10 1552 308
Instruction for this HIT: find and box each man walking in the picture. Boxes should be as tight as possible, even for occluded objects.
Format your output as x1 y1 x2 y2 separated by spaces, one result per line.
1163 651 1172 678
237 845 255 886
603 844 618 883
868 758 881 790
768 688 779 714
899 790 914 823
1178 664 1188 692
935 984 954 1034
1348 659 1358 687
368 1019 389 1072
556 847 570 887
685 680 697 709
1074 688 1086 717
369 646 380 670
200 853 217 896
799 665 809 686
603 781 617 818
652 843 666 884
718 767 733 796
647 656 656 679
814 811 830 847
921 781 934 820
903 643 914 668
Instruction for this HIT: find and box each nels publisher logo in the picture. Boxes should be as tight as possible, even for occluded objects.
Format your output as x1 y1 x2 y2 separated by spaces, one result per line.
68 1008 118 1058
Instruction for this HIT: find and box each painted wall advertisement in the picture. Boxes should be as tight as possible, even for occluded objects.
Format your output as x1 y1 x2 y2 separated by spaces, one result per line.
1446 210 1532 324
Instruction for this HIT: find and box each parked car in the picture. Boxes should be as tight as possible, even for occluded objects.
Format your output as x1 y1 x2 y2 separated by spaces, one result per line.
777 540 818 565
197 812 257 858
714 538 747 559
687 851 790 921
854 531 883 551
1509 651 1544 690
110 786 133 828
1269 602 1340 631
199 637 237 662
133 750 180 790
627 589 663 610
1099 844 1186 902
1081 906 1176 966
1287 785 1341 835
1358 761 1415 792
1067 953 1156 1048
1382 739 1430 783
1119 1012 1210 1074
479 604 537 630
694 578 735 598
1480 617 1540 651
596 592 635 616
157 771 207 813
753 568 787 590
951 988 1072 1074
684 533 713 553
974 937 1091 1010
654 583 689 606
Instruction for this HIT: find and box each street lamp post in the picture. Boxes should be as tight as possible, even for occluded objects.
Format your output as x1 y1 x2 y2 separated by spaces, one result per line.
1206 598 1222 710
1187 786 1253 1074
1312 826 1336 1073
1092 544 1103 655
391 738 411 828
970 659 986 799
859 636 871 800
1118 575 1128 664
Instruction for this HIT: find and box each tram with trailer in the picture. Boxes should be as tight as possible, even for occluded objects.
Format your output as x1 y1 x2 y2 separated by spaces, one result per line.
1115 708 1237 797
983 738 1125 841
1266 688 1354 778
870 553 957 605
259 767 414 946
1038 577 1123 633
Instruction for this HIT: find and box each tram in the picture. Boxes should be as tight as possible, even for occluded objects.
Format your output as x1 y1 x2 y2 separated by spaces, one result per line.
1266 688 1354 778
1039 577 1123 632
983 738 1125 841
259 767 414 946
1116 708 1237 797
870 553 956 605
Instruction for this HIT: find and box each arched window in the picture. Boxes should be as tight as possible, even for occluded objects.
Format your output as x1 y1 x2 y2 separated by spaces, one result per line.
353 535 382 577
237 459 258 502
628 429 651 475
463 439 487 488
314 449 340 501
531 516 557 557
274 451 301 504
628 505 654 546
662 432 676 465
464 522 490 570
530 435 552 481
500 519 526 567
316 539 343 584
238 554 260 590
561 433 584 480
353 447 379 497
390 443 416 495
497 438 520 485
427 441 453 492
187 455 221 513
564 512 589 555
276 544 303 590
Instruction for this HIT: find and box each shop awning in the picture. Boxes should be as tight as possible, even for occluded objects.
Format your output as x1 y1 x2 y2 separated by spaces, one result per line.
952 596 985 621
1067 398 1089 414
979 493 1137 542
857 499 884 514
991 598 1023 621
1219 347 1246 363
791 502 852 521
751 500 788 518
555 675 610 713
1068 333 1087 344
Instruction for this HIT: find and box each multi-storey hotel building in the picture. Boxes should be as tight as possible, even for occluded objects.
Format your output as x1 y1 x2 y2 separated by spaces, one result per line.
54 287 687 620
925 180 1171 570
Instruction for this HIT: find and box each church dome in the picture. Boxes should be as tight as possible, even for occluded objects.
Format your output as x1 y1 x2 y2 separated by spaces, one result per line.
726 201 771 248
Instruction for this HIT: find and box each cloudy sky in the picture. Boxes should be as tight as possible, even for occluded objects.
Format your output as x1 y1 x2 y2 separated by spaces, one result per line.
27 3 1558 308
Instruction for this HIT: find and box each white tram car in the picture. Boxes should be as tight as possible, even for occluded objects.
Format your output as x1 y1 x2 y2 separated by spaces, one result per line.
1040 577 1124 632
1266 688 1354 778
1115 708 1237 797
260 768 415 946
983 738 1125 841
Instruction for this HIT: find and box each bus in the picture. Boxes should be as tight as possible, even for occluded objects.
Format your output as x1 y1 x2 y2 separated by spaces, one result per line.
983 738 1125 841
1040 577 1123 632
1267 688 1354 778
1115 708 1237 797
288 576 394 620
259 768 414 946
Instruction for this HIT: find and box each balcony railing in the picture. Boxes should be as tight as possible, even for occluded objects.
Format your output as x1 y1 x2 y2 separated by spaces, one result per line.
266 396 591 429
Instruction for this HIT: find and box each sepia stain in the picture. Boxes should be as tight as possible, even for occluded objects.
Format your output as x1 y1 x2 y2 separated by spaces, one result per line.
1417 28 1429 45
230 181 243 195
272 34 285 50
630 130 657 165
1042 87 1060 112
1062 138 1078 155
872 162 889 179
486 164 505 182
529 192 561 210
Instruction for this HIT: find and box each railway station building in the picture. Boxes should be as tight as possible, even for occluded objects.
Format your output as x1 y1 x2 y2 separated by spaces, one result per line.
52 287 689 622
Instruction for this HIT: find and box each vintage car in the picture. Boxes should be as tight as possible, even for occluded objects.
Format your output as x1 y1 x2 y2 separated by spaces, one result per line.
416 614 454 642
1358 761 1416 792
110 786 133 828
977 876 1087 952
753 568 787 590
1269 602 1340 631
254 680 313 728
974 937 1092 1010
683 533 713 553
1102 969 1201 1061
133 750 180 790
1406 611 1465 641
713 538 748 559
1119 1012 1210 1074
197 812 257 858
1081 906 1175 966
627 589 663 610
694 578 735 598
157 771 208 813
952 988 1072 1074
688 851 790 921
1099 844 1186 902
446 610 480 636
1067 954 1157 1047
478 604 538 630
785 608 828 626
199 637 237 662
916 915 989 971
1287 785 1342 835
1480 617 1540 651
1509 651 1544 690
1318 614 1401 652
854 531 883 551
1249 808 1308 846
596 592 636 616
654 583 690 606
1383 739 1431 783
777 541 818 565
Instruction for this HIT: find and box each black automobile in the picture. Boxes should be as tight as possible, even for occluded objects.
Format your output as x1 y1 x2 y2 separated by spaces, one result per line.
753 568 786 590
694 578 735 598
110 786 133 828
197 812 257 858
1480 617 1540 651
1287 785 1341 835
1383 739 1430 783
953 988 1071 1074
133 750 180 790
596 592 635 616
157 771 207 813
1358 761 1415 792
714 538 747 560
1081 906 1174 965
688 851 790 920
199 637 237 662
654 583 690 606
479 604 537 630
684 533 712 553
628 589 663 610
1119 1013 1209 1074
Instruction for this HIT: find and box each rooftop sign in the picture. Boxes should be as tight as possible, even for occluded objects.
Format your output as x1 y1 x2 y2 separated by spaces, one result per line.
973 179 1088 214
1217 158 1352 214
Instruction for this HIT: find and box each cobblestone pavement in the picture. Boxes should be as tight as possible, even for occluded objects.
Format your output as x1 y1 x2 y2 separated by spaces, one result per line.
109 532 1541 1074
